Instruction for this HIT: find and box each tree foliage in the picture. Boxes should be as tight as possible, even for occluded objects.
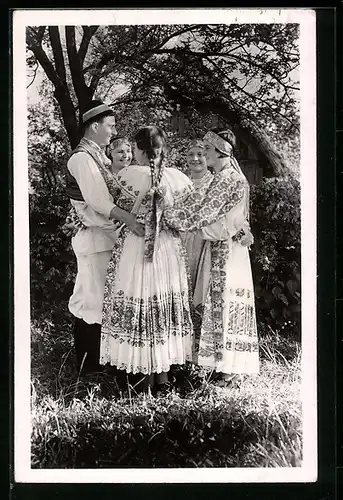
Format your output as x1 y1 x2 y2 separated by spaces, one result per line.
250 175 301 337
27 24 299 150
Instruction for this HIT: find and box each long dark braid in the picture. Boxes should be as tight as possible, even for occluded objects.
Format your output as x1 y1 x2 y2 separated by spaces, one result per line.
147 137 165 245
134 126 167 260
147 142 165 193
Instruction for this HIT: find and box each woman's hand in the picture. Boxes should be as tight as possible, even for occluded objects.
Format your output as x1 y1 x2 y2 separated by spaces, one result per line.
62 222 78 239
124 213 145 237
240 229 254 247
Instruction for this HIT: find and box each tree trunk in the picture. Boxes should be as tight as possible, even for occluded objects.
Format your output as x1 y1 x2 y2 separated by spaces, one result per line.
54 87 79 149
27 26 99 150
65 26 95 123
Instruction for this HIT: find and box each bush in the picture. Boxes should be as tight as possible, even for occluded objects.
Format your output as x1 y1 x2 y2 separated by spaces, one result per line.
250 175 301 339
29 169 76 319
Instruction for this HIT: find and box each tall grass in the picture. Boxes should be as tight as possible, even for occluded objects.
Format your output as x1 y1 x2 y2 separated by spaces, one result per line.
31 314 302 468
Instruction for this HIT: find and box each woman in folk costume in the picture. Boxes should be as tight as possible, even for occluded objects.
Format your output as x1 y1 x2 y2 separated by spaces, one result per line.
182 140 213 287
164 128 259 383
66 100 144 375
106 135 133 175
99 126 194 391
181 140 213 351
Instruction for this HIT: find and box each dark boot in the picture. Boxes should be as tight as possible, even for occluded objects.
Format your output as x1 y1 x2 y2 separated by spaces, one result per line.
73 318 103 376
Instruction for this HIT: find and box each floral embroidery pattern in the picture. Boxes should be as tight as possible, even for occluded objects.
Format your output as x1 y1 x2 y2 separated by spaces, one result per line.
171 162 259 372
101 224 194 374
195 236 259 365
202 239 231 362
198 296 258 359
192 170 213 189
109 169 194 262
163 165 247 232
103 290 191 347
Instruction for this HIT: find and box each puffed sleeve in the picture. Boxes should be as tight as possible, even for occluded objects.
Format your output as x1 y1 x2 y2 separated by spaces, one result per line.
67 152 116 218
161 168 194 207
164 168 245 232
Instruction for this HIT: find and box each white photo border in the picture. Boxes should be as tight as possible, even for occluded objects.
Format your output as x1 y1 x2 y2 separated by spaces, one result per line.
13 8 317 483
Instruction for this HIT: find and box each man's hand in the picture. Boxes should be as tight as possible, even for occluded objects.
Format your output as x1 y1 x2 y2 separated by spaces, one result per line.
110 206 145 237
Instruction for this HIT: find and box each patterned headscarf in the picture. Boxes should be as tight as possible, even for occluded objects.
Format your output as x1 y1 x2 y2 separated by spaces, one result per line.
203 130 233 157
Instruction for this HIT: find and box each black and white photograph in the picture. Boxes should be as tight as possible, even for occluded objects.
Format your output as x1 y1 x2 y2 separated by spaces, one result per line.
13 8 317 483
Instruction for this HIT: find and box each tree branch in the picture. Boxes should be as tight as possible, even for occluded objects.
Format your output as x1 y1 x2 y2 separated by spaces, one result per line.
110 94 147 106
65 26 91 108
152 24 199 51
26 59 38 89
26 27 81 148
119 47 298 132
203 56 298 130
78 26 98 66
149 47 300 92
48 26 67 84
37 26 46 43
84 25 200 81
26 27 61 89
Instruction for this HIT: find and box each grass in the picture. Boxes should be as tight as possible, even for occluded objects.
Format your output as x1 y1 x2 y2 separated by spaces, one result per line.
30 309 302 468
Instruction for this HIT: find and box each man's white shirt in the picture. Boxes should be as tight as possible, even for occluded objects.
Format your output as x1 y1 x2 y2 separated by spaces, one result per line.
67 150 118 255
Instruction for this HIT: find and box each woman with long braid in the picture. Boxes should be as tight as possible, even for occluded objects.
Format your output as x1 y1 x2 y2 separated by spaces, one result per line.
99 126 194 392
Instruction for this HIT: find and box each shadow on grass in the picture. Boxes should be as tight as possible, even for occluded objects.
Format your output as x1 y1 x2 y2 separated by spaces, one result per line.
31 386 302 468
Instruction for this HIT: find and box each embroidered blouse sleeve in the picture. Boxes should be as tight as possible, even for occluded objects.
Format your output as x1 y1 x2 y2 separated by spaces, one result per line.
68 152 116 218
163 168 245 232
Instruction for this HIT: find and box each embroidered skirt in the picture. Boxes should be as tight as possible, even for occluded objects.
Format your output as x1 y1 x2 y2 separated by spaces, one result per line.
197 241 260 374
100 228 193 374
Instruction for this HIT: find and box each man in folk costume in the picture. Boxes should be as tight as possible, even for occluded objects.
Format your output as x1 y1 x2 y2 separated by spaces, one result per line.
66 100 144 375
